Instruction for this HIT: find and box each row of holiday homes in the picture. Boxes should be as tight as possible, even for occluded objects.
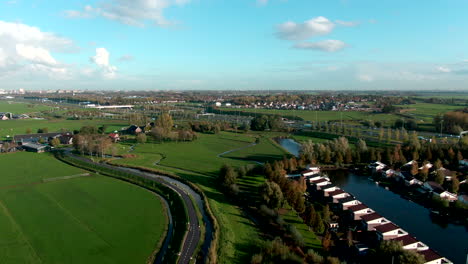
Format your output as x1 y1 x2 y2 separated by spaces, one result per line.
369 161 468 204
302 169 453 264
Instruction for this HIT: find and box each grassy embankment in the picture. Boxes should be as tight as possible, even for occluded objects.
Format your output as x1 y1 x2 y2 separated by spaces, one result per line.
0 152 167 264
0 101 54 114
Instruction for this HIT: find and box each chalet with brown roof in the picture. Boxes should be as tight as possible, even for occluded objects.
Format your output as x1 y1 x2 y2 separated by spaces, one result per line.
375 223 408 240
392 235 428 251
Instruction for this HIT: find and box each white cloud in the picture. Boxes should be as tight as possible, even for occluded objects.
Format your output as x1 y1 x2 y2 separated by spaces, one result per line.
294 40 346 52
91 48 117 79
335 20 360 27
436 66 451 73
65 0 192 27
276 16 335 40
257 0 268 5
16 44 58 66
0 20 75 79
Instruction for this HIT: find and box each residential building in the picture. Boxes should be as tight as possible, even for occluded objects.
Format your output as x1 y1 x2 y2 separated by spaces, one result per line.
375 223 408 240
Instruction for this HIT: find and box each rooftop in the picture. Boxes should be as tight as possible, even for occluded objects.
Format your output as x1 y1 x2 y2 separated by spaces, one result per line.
361 212 384 222
392 235 418 246
375 223 399 233
348 204 369 212
419 249 443 262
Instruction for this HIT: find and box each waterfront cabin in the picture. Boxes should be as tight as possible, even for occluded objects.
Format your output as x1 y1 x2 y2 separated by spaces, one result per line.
321 184 339 196
424 181 457 202
368 161 387 173
328 189 349 203
349 204 375 220
307 174 325 182
375 223 408 240
310 178 330 190
419 249 453 264
302 167 320 177
392 235 429 251
360 213 390 231
337 196 361 210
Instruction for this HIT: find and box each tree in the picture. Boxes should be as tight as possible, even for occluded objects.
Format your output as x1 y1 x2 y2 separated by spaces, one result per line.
50 137 60 147
374 240 425 264
37 127 49 133
260 181 284 209
322 205 331 223
435 170 445 185
155 112 173 137
136 133 147 144
25 128 32 134
219 164 237 189
322 231 332 251
357 139 368 153
304 204 317 227
314 213 325 234
449 176 460 193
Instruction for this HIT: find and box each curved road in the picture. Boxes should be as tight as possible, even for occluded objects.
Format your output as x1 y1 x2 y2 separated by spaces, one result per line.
64 152 201 264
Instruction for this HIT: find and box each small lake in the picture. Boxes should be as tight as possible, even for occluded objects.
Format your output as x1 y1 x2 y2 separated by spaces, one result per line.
278 138 468 264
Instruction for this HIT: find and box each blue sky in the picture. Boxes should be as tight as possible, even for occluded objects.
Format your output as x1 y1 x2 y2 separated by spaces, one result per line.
0 0 468 90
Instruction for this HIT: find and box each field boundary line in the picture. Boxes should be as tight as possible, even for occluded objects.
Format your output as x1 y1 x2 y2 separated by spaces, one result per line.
39 190 114 249
0 199 44 263
42 173 91 182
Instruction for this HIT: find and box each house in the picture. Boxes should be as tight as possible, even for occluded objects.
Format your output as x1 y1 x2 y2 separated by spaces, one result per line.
125 125 143 135
361 213 390 231
419 162 433 171
328 189 349 202
109 133 120 142
59 134 74 145
349 204 375 220
338 196 361 210
400 171 423 186
321 184 339 195
424 181 457 201
368 161 387 172
375 223 408 240
392 235 428 251
419 249 453 264
458 195 468 205
22 143 47 153
383 169 397 178
13 133 63 145
307 174 325 182
401 160 418 171
0 112 10 120
302 167 320 177
310 178 330 190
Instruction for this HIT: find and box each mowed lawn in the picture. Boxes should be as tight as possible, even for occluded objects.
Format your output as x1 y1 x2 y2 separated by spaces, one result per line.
0 101 54 114
0 119 127 139
0 152 167 264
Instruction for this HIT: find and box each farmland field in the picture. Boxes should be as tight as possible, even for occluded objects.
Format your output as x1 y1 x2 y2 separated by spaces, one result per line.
0 152 167 264
395 103 464 122
218 107 400 123
0 101 54 114
0 119 127 139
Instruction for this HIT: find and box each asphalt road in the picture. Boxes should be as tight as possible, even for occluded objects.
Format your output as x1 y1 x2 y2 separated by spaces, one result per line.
65 152 201 264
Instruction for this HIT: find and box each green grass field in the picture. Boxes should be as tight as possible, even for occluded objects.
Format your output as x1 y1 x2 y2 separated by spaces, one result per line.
218 107 400 123
0 119 127 139
395 103 464 122
0 101 54 114
0 152 167 264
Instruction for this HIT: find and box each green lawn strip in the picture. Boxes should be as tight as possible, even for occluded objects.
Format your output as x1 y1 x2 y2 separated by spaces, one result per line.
0 101 54 114
0 200 40 263
37 176 167 264
57 154 187 264
0 119 127 139
280 207 322 251
221 136 289 163
0 152 84 187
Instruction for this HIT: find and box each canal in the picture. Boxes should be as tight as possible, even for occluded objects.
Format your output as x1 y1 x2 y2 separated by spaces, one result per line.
278 138 468 264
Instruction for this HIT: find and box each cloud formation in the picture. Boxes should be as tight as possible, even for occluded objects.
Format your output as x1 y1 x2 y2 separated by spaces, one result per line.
276 16 335 40
0 20 74 79
335 20 360 27
294 40 346 52
91 48 117 79
65 0 192 27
